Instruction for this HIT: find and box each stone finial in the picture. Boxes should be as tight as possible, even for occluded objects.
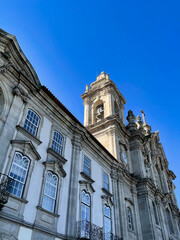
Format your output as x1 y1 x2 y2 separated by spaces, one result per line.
85 85 89 93
136 115 144 129
126 110 137 132
127 110 136 124
141 109 151 135
96 71 110 82
141 109 146 125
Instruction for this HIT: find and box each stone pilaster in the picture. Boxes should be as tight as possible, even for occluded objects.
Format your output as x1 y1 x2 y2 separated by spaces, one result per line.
0 88 25 171
111 167 121 237
66 134 82 237
131 187 143 240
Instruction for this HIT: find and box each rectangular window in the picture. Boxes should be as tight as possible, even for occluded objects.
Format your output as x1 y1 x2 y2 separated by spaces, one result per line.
103 173 109 191
83 156 91 177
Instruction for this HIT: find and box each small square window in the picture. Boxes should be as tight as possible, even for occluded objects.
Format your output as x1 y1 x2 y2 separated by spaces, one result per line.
103 173 109 191
83 156 91 177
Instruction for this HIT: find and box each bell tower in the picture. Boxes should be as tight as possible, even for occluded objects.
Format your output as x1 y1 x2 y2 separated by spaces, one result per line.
81 71 126 159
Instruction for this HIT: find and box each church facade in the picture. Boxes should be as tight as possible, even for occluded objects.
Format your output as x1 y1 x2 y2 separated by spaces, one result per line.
0 28 179 240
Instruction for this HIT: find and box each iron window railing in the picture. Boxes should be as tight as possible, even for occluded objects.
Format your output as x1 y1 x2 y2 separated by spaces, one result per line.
76 221 122 240
0 173 13 209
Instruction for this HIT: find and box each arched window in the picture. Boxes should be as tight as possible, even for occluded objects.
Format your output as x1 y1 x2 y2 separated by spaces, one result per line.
9 152 30 198
152 201 159 225
42 171 58 212
127 207 134 230
166 208 174 234
114 101 119 118
81 191 91 238
81 191 90 222
104 205 111 239
0 88 4 115
24 109 40 136
51 131 64 155
96 104 104 120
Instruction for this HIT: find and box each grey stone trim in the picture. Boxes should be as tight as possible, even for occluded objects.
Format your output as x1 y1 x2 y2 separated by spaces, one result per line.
43 161 67 178
16 125 42 145
80 171 95 184
47 147 67 164
102 187 113 197
79 180 95 193
10 139 41 160
0 213 72 240
36 206 60 217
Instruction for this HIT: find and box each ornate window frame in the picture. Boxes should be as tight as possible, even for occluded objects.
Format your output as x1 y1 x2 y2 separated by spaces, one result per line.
23 109 40 137
35 160 66 231
8 152 30 198
48 125 67 158
17 105 43 144
3 140 40 217
103 204 112 236
126 206 134 231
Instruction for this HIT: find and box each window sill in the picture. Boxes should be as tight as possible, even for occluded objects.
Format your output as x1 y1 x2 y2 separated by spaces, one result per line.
36 206 60 217
16 125 42 145
102 188 113 197
80 172 95 184
47 148 67 164
9 194 28 204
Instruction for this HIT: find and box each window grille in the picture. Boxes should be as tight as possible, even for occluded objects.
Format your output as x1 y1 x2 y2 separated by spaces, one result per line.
127 207 134 231
24 109 39 136
42 171 58 212
104 205 111 239
52 131 64 155
83 156 91 177
103 173 109 191
9 152 30 198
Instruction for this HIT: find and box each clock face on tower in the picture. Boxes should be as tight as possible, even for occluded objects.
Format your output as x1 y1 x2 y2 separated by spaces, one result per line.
122 152 127 163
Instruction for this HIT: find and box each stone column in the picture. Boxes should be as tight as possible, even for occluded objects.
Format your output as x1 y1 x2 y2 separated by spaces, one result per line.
105 87 113 117
66 134 82 237
83 98 90 126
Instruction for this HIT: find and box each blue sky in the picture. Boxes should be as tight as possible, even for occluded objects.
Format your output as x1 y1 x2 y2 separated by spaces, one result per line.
1 1 180 205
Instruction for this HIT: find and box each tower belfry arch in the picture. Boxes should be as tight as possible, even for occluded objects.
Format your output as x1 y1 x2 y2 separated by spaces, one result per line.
81 71 126 159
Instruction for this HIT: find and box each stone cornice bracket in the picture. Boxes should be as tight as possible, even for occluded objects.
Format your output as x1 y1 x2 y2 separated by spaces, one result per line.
0 55 12 74
126 110 137 132
10 139 41 160
13 86 28 103
43 160 66 177
101 194 113 206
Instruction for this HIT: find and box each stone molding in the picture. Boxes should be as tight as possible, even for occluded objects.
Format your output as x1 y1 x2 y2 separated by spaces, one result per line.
10 139 41 160
16 125 42 145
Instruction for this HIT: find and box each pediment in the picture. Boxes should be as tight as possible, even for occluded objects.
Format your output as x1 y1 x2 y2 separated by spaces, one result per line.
43 160 66 178
11 140 41 160
0 28 41 88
